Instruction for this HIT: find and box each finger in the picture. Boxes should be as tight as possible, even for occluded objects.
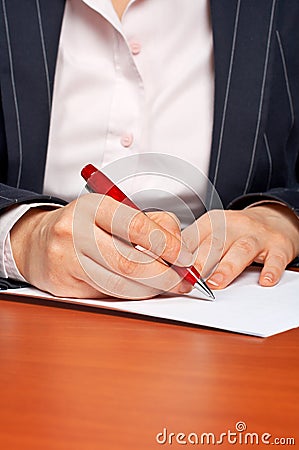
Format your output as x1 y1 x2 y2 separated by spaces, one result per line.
193 232 227 278
206 236 260 289
73 196 190 293
182 209 226 258
75 221 188 294
181 219 202 253
76 253 162 299
77 252 192 299
181 213 211 253
259 251 289 287
92 194 193 266
43 275 113 299
191 212 227 278
147 211 181 239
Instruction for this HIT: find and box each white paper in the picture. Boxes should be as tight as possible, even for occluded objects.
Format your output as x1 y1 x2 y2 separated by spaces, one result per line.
2 267 298 337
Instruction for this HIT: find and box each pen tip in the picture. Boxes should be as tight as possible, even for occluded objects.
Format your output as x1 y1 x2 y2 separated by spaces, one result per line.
193 281 215 301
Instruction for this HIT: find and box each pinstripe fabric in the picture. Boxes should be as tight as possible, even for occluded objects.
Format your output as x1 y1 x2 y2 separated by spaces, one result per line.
209 0 299 212
36 0 52 114
210 0 241 203
0 0 65 193
1 0 23 188
243 0 277 194
0 0 298 213
276 30 295 129
263 133 273 192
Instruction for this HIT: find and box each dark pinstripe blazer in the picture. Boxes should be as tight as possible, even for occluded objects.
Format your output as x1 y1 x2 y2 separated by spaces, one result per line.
0 0 299 209
0 1 298 283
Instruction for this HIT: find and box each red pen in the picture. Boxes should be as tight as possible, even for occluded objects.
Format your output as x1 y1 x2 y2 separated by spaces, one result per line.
81 164 215 300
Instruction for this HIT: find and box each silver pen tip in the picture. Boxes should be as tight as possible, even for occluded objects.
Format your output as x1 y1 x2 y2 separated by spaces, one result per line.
193 281 215 301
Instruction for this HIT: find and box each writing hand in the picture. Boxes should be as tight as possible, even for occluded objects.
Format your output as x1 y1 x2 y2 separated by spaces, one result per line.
10 194 194 299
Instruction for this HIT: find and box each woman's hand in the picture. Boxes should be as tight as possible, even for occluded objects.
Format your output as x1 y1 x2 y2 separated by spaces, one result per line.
10 194 194 299
182 203 299 289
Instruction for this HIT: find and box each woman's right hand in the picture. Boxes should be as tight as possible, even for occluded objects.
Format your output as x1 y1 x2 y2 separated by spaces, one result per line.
10 194 194 299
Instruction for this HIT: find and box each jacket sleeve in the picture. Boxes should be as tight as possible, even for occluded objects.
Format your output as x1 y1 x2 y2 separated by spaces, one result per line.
0 182 66 212
228 188 299 217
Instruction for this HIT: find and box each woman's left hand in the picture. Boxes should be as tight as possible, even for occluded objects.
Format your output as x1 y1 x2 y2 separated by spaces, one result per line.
182 203 299 289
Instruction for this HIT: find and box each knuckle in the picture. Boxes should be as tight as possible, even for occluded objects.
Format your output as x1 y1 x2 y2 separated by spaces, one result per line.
220 260 237 276
149 228 167 256
182 236 192 251
129 212 149 240
52 215 73 239
210 235 225 253
164 233 181 260
270 252 288 267
182 233 197 250
235 237 258 254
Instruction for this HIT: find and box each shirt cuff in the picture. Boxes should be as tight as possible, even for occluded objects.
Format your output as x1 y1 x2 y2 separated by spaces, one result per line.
0 203 62 281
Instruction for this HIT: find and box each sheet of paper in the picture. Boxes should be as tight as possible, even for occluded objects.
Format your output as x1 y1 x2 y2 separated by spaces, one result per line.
1 268 298 337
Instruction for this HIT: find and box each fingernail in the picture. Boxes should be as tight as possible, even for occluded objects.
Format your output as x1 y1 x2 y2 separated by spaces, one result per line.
208 273 224 287
178 281 193 294
177 247 195 266
263 273 274 284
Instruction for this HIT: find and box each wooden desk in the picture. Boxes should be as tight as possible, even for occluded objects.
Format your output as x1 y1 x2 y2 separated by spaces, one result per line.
0 294 298 450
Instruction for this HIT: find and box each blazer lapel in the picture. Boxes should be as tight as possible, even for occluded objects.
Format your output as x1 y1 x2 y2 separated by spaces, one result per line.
0 0 278 200
0 0 65 191
208 0 277 208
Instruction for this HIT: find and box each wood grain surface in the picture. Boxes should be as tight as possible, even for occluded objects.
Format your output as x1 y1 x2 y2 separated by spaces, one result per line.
0 294 298 450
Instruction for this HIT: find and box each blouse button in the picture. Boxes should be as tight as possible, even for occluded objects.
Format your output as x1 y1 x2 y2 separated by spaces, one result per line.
130 41 141 55
120 133 134 148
